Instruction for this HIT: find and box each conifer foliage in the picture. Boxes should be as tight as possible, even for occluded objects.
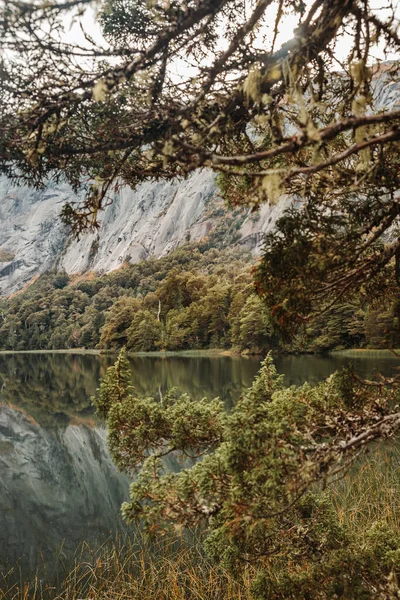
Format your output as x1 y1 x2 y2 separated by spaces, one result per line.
2 2 400 594
95 350 400 598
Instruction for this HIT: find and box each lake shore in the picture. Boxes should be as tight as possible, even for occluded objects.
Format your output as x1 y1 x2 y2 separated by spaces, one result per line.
0 348 102 354
1 347 399 359
331 349 400 358
0 348 240 357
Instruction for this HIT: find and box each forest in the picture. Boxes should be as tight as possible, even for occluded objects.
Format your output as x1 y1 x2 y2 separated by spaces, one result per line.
1 243 399 354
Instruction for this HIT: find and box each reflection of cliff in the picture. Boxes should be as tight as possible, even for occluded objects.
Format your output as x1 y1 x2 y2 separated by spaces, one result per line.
0 353 113 426
1 351 397 584
0 404 129 577
0 352 264 581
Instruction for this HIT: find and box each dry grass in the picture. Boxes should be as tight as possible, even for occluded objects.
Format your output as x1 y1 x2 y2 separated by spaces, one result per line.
0 250 15 262
0 533 253 600
332 441 400 539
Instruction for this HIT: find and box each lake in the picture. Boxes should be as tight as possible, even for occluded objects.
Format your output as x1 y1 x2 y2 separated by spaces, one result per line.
0 351 399 583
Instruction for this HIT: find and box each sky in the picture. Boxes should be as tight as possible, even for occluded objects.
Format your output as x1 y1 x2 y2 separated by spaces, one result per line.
63 0 400 67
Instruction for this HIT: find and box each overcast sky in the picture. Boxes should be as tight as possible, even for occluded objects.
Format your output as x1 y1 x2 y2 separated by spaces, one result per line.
65 0 400 65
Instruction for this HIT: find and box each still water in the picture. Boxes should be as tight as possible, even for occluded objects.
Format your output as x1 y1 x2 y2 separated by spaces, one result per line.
0 351 398 580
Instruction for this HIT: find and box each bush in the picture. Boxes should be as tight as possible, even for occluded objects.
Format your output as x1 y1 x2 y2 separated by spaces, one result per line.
93 350 400 599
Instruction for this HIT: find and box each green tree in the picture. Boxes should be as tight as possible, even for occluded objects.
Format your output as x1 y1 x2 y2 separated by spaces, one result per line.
364 299 400 349
236 294 274 352
1 0 399 315
165 307 199 350
94 351 400 598
156 269 193 317
100 297 142 348
2 2 400 594
300 301 367 353
52 272 70 289
0 246 256 352
126 310 162 351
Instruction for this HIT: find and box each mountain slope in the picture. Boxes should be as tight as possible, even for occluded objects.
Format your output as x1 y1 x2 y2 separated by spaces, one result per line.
0 171 287 296
1 64 398 296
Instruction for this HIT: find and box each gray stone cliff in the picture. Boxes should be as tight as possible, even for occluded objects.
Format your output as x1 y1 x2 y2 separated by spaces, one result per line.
0 170 287 295
0 64 397 296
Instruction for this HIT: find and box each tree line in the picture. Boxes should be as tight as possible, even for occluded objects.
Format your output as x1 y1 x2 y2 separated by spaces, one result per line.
1 244 399 354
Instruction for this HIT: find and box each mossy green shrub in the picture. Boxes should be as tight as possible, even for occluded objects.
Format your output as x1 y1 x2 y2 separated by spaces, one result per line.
94 350 400 599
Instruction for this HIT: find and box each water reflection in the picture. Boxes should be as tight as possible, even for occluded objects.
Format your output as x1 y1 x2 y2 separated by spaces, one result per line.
0 352 262 582
0 353 263 426
274 353 400 387
1 351 397 427
128 354 262 408
0 353 110 427
0 409 129 578
0 350 398 582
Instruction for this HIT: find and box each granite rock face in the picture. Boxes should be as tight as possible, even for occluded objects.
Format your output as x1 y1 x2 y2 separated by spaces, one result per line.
0 177 72 295
1 65 398 296
0 170 286 295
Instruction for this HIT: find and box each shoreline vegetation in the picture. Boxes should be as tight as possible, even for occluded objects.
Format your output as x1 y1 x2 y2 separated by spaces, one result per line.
2 440 399 600
0 348 399 358
0 532 255 600
2 0 400 595
1 246 399 356
0 348 236 356
0 246 399 598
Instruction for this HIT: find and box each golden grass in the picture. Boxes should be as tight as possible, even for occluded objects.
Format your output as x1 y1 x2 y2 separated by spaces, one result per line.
332 441 400 539
0 533 254 600
3 445 400 599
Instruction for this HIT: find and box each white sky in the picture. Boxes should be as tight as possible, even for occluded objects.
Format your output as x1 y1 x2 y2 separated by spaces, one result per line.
64 0 400 65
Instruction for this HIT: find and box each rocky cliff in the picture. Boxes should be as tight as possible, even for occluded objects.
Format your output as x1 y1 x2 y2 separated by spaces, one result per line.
0 171 288 296
0 64 398 296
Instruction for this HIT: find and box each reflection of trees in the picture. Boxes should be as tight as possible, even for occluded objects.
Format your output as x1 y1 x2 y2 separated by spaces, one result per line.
0 353 397 428
274 355 400 387
0 353 264 426
128 355 262 409
0 353 113 427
